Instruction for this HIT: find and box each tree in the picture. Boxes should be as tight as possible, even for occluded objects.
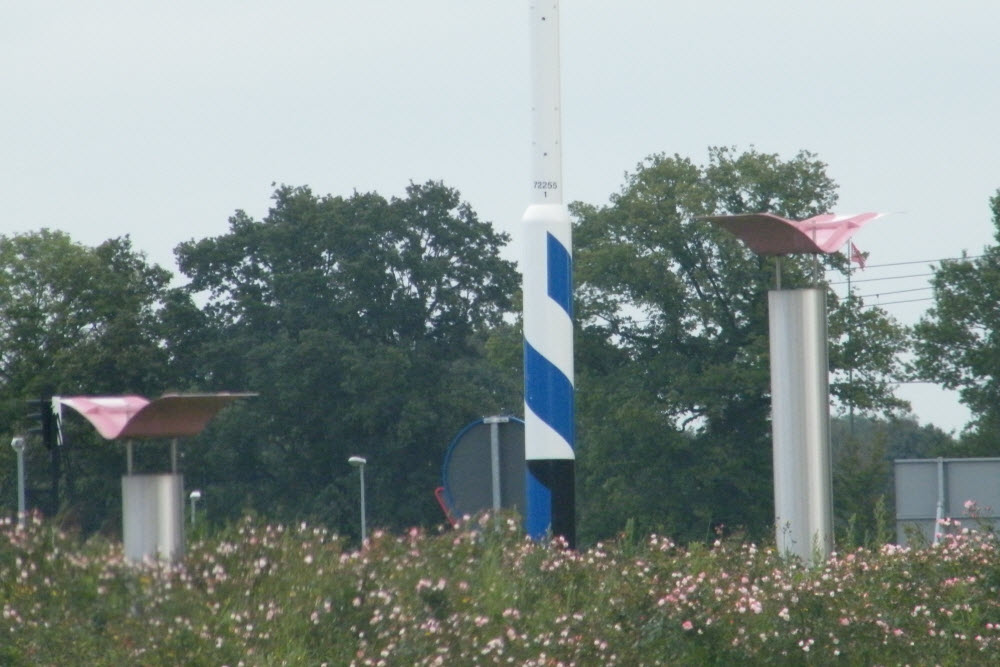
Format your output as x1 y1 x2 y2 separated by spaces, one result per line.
572 147 908 544
830 414 956 546
173 182 520 534
0 231 185 528
913 190 1000 450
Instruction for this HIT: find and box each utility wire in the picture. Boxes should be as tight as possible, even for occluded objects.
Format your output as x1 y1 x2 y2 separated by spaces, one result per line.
860 297 934 309
849 254 984 270
855 286 932 299
832 272 934 285
827 254 985 285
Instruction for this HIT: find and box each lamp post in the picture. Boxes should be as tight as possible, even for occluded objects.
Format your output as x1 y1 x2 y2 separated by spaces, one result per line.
189 489 202 528
10 436 26 528
348 455 367 542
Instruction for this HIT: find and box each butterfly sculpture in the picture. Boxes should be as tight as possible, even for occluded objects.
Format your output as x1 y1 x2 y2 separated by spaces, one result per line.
55 393 253 439
700 212 882 255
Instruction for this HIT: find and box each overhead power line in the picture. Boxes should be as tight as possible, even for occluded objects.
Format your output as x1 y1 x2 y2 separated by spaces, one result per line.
832 272 934 285
827 254 986 286
851 254 984 270
854 286 932 299
860 297 934 309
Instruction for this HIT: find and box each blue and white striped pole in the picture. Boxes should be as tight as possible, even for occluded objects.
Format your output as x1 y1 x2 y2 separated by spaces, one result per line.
522 0 575 547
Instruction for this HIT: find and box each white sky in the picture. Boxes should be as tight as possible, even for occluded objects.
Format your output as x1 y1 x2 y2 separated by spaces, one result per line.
4 1 998 433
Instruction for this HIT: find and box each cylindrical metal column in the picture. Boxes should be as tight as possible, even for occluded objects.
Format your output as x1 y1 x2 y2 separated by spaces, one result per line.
769 288 833 562
122 473 185 562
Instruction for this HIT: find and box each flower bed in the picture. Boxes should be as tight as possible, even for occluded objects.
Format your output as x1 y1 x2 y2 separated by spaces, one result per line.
1 512 999 664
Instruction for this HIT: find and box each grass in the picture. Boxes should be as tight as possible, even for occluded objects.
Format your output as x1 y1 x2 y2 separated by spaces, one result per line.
2 510 1000 665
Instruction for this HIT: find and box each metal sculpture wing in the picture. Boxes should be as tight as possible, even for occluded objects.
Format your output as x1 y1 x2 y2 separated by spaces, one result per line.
701 212 882 255
56 393 254 440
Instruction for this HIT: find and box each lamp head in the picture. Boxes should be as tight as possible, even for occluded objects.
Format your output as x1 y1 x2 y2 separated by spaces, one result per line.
10 436 26 453
189 489 202 500
348 455 367 467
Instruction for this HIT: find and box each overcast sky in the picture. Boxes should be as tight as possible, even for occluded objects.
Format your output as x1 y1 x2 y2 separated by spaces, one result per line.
4 1 998 432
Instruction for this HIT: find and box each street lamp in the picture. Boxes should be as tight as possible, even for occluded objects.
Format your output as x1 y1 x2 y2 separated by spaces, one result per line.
10 436 26 528
189 489 202 528
348 455 367 542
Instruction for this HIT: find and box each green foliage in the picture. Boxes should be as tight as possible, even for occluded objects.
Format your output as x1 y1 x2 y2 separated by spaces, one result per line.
4 513 1000 664
831 415 957 548
834 429 890 547
0 231 187 525
0 159 919 553
0 232 180 397
573 147 908 545
828 292 910 415
914 190 1000 448
173 182 521 535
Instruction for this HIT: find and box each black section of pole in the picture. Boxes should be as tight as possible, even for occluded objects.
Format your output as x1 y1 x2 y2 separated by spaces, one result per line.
527 459 576 548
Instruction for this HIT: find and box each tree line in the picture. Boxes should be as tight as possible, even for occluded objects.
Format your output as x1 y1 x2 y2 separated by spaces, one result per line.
0 147 982 545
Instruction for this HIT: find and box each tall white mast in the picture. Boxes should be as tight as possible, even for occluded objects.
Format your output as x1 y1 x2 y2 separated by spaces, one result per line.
522 0 575 546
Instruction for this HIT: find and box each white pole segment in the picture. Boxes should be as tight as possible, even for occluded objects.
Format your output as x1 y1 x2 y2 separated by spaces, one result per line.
529 1 563 205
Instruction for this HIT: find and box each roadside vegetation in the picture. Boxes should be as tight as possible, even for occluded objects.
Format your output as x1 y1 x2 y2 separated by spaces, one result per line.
2 510 999 665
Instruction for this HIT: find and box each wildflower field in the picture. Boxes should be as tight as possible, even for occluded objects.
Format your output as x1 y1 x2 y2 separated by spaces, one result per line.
2 512 1000 665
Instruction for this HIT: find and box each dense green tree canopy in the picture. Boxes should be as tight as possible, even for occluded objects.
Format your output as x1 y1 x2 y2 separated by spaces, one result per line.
0 231 184 524
913 190 1000 449
571 147 908 543
0 232 177 397
173 182 521 533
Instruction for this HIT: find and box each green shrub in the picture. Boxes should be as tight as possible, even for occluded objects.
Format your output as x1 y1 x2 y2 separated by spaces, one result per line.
2 511 1000 664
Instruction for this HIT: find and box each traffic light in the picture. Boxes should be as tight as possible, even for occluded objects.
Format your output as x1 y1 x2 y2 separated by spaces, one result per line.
25 395 61 514
26 396 55 450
